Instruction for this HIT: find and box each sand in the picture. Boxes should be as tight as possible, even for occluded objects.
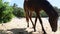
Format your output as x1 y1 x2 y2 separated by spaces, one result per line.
0 17 60 34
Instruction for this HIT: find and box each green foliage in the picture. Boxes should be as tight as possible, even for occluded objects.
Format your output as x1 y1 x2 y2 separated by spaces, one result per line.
13 7 24 18
12 3 24 18
32 12 36 17
32 10 48 17
0 0 13 23
0 0 3 8
12 3 60 18
40 10 48 17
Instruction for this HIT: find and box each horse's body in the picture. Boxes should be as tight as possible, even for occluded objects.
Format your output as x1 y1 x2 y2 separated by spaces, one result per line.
24 0 58 34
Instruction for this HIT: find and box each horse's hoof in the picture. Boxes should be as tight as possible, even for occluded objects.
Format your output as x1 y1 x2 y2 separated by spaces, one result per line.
43 31 47 34
52 28 57 32
27 25 29 27
34 29 36 32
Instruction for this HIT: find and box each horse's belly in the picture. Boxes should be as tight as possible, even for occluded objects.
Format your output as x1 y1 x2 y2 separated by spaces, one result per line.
28 6 35 11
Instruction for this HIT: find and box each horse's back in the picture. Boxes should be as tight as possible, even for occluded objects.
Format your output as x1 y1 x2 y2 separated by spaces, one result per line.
24 0 52 11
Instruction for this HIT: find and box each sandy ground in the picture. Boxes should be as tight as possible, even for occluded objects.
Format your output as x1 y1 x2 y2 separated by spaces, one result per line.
0 17 60 34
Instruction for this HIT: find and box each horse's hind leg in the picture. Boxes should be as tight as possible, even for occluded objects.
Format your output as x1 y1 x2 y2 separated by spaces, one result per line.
24 9 29 27
26 12 29 27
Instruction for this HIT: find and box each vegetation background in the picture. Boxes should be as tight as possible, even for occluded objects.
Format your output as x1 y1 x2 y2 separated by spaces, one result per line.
0 0 60 23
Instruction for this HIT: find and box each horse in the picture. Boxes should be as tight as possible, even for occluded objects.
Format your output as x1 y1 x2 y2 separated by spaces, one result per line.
24 0 59 34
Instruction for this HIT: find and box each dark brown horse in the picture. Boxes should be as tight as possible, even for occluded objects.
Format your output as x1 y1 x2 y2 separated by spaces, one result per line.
24 0 58 34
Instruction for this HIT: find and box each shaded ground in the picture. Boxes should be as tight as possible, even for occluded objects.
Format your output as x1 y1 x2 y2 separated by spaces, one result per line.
0 17 60 34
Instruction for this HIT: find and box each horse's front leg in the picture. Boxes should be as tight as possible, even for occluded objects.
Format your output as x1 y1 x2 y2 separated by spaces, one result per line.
33 16 37 32
35 10 46 34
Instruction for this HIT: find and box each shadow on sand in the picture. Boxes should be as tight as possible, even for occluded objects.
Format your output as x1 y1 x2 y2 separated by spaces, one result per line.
0 28 35 34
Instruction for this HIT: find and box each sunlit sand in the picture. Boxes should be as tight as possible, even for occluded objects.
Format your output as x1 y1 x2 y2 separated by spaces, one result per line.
0 17 60 34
